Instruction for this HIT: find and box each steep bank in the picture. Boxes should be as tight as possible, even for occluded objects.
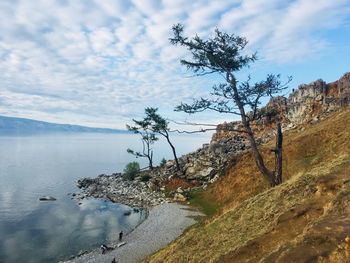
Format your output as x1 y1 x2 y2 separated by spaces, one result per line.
144 106 350 262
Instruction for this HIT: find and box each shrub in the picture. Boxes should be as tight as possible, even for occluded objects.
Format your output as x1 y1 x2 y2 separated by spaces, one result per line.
160 158 167 168
140 174 152 182
123 162 140 180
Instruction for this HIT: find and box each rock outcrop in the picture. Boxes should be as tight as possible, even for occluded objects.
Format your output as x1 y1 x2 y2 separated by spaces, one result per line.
286 72 350 125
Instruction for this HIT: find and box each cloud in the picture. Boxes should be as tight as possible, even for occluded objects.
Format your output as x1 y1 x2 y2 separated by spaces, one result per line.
219 0 350 62
131 0 162 17
97 0 131 17
263 0 350 62
89 27 116 54
0 0 348 128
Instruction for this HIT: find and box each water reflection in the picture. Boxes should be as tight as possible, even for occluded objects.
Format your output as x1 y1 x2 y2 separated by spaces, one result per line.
0 197 146 263
0 133 209 263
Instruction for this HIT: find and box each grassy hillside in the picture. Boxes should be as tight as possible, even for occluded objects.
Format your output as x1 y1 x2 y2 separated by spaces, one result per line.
144 106 350 263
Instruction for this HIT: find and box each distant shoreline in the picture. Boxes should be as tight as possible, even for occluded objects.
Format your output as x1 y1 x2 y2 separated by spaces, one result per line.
0 115 129 134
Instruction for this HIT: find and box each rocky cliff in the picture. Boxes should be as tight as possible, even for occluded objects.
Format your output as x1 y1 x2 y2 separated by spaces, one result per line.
161 72 350 186
286 72 350 126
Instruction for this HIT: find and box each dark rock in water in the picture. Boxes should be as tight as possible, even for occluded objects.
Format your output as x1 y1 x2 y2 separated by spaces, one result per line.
77 178 96 189
123 210 131 216
39 196 56 201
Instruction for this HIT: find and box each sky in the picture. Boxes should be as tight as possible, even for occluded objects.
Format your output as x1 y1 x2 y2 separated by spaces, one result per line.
0 0 349 129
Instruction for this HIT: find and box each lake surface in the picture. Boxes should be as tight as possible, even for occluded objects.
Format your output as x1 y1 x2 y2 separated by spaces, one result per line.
0 132 210 263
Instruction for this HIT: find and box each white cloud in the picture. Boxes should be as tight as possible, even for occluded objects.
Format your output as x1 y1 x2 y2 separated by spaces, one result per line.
96 0 131 17
0 0 349 128
131 0 162 17
90 27 116 54
219 0 350 62
114 11 144 46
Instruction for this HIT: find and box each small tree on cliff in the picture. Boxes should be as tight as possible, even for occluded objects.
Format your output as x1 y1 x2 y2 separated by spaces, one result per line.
170 24 290 186
126 119 158 170
144 107 182 172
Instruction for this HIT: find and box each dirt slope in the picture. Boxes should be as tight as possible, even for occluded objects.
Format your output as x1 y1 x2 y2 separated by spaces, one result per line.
144 106 350 263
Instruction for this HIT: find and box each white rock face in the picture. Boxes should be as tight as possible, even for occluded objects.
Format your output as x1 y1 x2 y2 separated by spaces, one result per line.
286 73 350 125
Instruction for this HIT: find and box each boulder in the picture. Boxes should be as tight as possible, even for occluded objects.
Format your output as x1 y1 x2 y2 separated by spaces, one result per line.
176 187 184 193
198 167 215 178
39 196 56 201
186 166 215 180
123 210 131 216
165 160 175 169
209 174 219 184
173 193 187 202
77 178 96 188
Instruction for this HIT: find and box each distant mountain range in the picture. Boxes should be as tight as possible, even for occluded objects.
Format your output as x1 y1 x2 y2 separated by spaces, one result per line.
0 115 128 134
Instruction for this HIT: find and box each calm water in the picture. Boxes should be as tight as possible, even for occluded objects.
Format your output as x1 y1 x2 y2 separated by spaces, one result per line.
0 132 210 263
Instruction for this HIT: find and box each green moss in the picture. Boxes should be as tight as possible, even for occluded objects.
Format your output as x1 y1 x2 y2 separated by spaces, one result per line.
188 189 221 217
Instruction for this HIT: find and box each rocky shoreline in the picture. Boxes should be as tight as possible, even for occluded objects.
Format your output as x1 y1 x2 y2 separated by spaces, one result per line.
73 173 169 208
64 173 170 262
63 170 201 262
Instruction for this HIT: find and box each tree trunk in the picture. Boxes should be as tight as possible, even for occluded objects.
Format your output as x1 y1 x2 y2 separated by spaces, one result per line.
147 153 154 170
148 143 153 170
274 122 283 185
145 138 153 170
165 134 181 172
228 72 280 186
244 124 275 185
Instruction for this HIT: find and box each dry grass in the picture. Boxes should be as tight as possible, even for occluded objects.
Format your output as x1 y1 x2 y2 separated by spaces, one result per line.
143 107 350 263
163 177 200 191
203 106 350 213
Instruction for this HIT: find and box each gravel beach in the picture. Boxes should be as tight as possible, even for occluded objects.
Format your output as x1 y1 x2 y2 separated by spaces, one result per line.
63 202 203 263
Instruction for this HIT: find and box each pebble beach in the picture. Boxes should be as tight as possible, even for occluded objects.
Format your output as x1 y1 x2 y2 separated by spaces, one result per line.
63 202 203 263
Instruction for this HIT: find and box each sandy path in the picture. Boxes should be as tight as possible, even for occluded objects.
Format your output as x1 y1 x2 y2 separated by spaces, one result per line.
63 202 202 263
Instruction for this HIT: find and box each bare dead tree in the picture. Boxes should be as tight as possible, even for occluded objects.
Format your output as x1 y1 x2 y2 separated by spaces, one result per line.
126 120 158 170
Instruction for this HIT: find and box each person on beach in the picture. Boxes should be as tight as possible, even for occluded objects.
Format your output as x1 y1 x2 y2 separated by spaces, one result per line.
100 244 108 254
119 231 123 241
100 244 113 254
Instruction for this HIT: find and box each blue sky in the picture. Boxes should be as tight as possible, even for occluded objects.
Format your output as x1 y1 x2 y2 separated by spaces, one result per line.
0 0 349 129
